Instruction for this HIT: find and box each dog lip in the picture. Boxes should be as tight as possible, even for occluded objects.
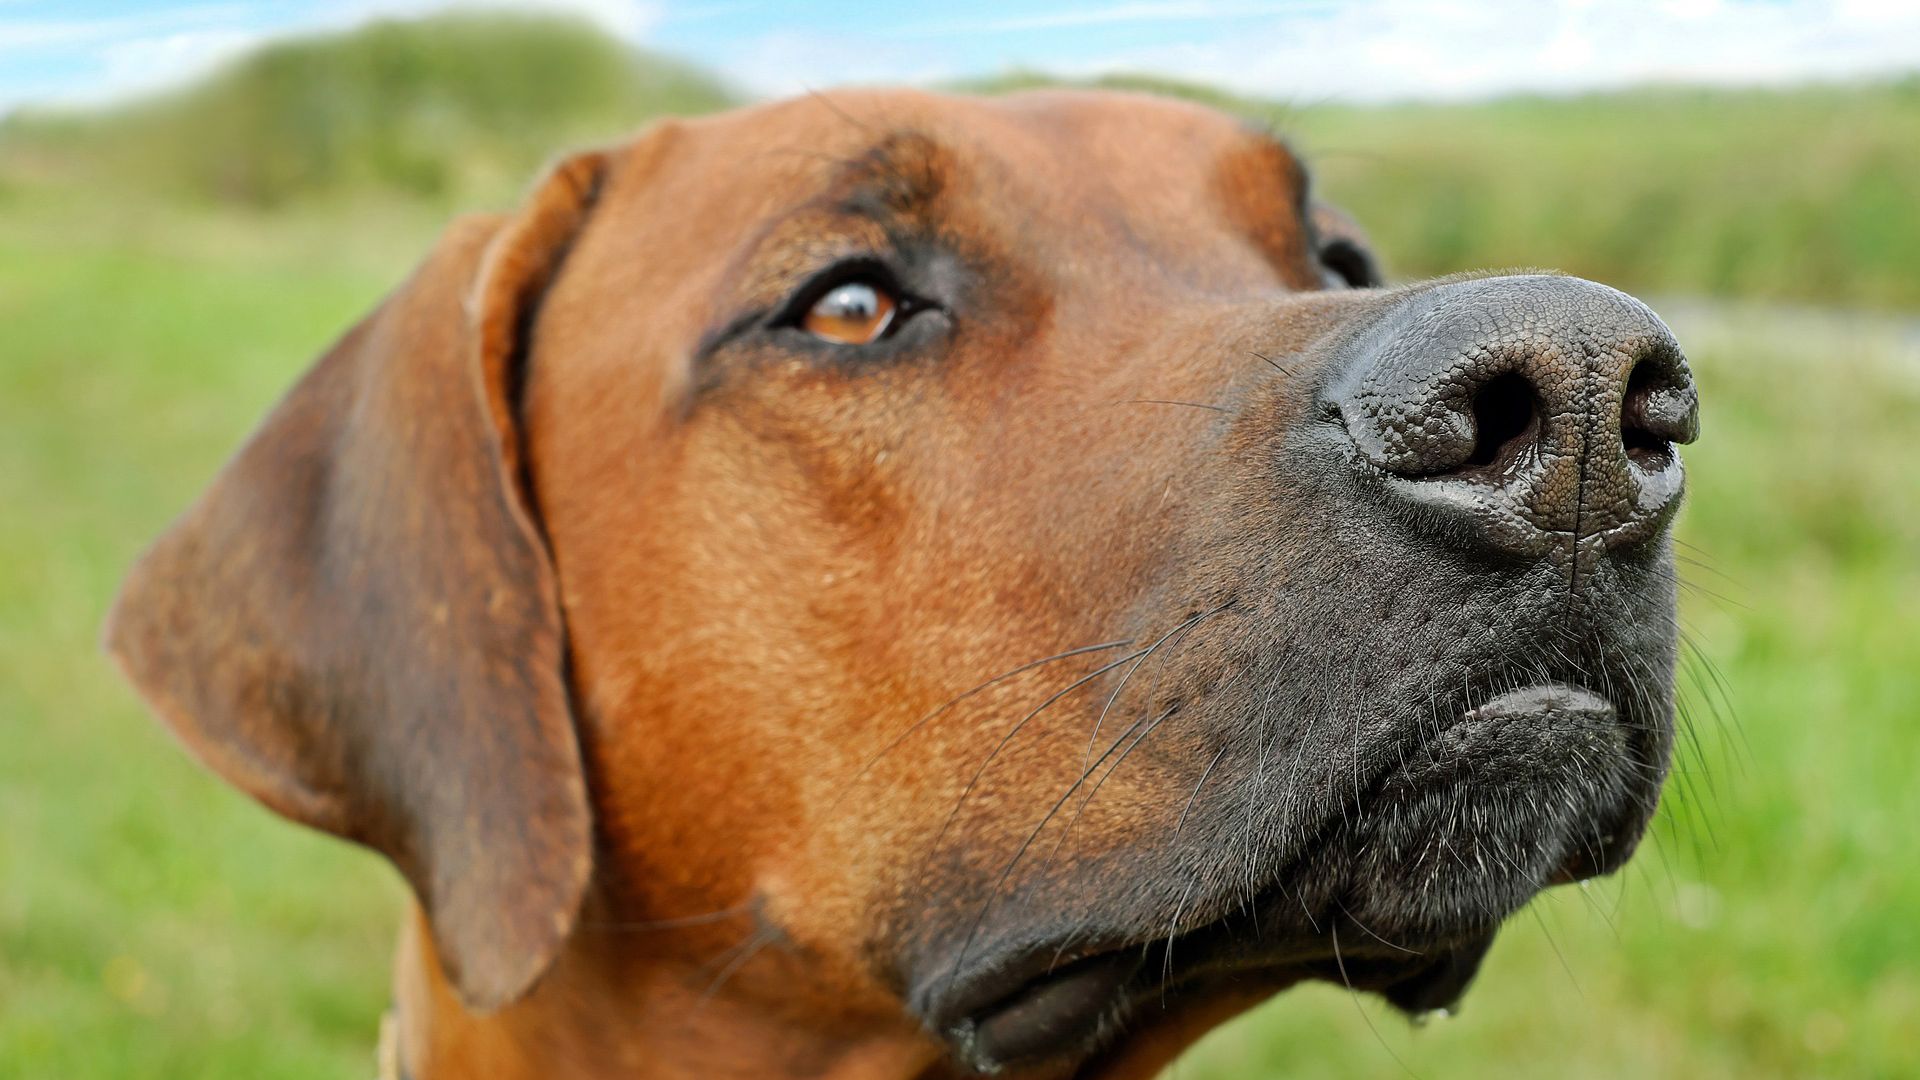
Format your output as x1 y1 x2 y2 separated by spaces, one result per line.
935 905 1471 1072
943 949 1144 1069
1357 676 1644 905
930 681 1646 1068
1379 681 1621 794
1462 683 1614 724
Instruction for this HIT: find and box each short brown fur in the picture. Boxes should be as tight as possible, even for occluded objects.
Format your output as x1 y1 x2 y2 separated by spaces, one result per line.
111 89 1473 1078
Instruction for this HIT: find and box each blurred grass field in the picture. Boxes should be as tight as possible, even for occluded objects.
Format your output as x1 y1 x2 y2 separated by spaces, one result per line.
2 13 1918 1079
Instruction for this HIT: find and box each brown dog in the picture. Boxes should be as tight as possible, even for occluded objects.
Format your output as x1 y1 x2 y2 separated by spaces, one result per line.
107 89 1699 1079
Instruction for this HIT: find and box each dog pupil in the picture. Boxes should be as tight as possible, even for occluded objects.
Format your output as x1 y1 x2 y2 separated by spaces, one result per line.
823 283 878 320
807 280 895 343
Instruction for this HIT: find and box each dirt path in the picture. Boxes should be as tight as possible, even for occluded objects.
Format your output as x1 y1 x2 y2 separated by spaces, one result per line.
1653 296 1920 381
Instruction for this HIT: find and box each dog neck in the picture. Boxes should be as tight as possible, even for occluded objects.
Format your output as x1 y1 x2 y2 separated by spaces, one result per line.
387 907 952 1080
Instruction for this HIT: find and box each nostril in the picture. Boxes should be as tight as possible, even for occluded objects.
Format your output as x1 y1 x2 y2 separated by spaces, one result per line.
1621 361 1675 469
1326 277 1697 557
1621 427 1669 469
1461 373 1538 471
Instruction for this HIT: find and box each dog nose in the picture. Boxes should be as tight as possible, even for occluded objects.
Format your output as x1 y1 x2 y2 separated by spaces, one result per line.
1327 275 1698 558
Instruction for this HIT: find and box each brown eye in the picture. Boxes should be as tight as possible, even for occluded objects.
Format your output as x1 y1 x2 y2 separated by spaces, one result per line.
801 281 897 345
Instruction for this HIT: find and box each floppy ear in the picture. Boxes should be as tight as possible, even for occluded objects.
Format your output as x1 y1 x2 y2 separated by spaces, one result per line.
104 151 608 1011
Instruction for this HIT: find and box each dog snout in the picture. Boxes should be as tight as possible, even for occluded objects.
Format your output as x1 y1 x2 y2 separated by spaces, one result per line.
1325 274 1698 558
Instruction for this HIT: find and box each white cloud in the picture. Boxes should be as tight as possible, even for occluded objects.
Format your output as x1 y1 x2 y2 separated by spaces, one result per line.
998 0 1920 103
723 28 961 97
0 4 253 51
5 0 1920 116
513 0 663 38
84 26 269 103
889 1 1337 36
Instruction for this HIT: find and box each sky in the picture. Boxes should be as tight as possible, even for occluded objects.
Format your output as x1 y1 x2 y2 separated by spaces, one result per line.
4 0 1920 115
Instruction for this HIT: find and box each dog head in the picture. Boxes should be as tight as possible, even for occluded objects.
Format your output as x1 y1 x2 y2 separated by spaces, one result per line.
108 89 1697 1076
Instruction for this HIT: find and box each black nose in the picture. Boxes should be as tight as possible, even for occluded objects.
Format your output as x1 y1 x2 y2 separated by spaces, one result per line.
1328 275 1698 559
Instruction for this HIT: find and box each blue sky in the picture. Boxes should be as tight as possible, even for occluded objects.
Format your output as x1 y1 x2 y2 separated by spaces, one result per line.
4 0 1919 115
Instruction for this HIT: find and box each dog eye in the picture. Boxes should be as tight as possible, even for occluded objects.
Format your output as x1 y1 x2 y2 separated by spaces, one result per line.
802 280 897 345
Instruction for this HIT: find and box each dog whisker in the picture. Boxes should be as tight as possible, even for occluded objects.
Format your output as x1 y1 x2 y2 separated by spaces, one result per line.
1333 899 1422 956
929 648 1149 862
1040 605 1235 880
941 701 1167 1002
1115 398 1233 414
1527 902 1586 1001
839 637 1136 805
1159 878 1200 1003
945 598 1233 1001
1172 743 1233 843
1083 611 1209 773
1329 925 1422 1080
579 901 756 934
1250 349 1299 378
696 923 783 1005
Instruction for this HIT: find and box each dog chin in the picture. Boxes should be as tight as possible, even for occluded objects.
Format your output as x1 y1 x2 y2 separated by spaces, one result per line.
930 682 1653 1076
1306 683 1644 938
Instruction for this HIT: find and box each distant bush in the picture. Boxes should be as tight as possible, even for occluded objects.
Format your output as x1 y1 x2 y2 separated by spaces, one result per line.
0 12 734 207
1292 82 1920 310
4 19 1916 308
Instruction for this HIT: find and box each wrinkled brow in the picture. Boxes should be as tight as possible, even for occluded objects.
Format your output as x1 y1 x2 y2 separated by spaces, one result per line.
687 132 957 365
823 131 952 225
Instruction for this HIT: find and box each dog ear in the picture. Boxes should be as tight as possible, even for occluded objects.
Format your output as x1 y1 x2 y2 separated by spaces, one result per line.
104 151 609 1012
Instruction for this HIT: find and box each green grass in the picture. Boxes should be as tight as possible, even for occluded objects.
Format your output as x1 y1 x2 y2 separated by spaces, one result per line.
4 14 1918 306
2 13 1918 1078
967 72 1920 310
5 172 1917 1080
1176 301 1920 1078
0 188 431 1079
1287 82 1920 311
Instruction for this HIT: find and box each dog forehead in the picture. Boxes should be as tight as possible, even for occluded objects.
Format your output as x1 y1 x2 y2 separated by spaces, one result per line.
541 89 1306 342
682 86 1264 182
522 88 1317 442
587 88 1289 246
